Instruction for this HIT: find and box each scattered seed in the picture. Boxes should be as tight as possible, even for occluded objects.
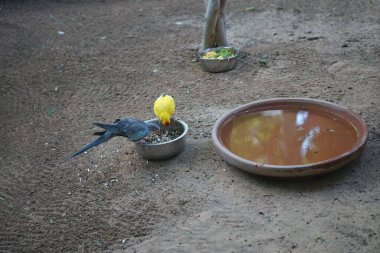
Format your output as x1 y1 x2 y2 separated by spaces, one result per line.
93 240 102 246
316 237 325 243
244 6 256 12
179 196 192 205
140 129 182 144
307 36 321 41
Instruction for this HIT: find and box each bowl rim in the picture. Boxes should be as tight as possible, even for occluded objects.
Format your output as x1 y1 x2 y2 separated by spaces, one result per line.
212 97 368 171
198 46 240 60
137 119 188 147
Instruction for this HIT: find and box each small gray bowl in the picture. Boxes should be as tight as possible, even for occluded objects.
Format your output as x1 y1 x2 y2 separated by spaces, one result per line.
134 119 188 160
199 46 239 73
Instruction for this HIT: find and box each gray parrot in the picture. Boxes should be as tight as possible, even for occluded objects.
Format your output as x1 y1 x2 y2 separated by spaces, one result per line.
66 118 160 160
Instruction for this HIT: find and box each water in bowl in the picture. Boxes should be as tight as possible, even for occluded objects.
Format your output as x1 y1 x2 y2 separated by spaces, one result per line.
220 108 359 165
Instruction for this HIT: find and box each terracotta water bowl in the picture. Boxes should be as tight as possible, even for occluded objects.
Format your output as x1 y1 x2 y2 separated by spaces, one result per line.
212 98 368 178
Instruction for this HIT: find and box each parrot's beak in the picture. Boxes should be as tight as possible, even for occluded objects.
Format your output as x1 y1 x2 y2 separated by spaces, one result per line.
162 119 170 127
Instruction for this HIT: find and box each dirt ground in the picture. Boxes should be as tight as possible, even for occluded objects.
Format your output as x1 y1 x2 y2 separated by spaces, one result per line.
1 0 379 252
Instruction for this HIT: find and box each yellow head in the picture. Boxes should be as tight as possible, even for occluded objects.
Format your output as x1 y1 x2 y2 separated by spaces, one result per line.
154 94 175 126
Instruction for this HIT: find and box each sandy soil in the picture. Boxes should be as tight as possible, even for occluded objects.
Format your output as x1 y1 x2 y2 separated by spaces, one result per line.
1 0 379 252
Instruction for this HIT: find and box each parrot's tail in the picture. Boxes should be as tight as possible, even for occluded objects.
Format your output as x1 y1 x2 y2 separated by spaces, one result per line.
64 131 114 161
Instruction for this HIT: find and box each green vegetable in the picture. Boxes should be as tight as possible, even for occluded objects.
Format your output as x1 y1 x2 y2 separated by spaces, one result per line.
258 55 268 66
203 48 236 59
218 48 234 58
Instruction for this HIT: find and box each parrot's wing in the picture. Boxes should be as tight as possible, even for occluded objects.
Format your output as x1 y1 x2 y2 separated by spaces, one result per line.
122 121 149 141
145 122 160 132
93 122 121 134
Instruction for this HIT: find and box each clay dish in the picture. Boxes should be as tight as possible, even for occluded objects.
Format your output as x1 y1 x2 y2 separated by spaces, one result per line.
212 98 368 178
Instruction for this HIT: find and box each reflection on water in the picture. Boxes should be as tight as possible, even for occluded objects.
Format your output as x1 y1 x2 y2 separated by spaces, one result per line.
220 109 359 165
300 126 320 157
261 110 283 117
296 111 308 127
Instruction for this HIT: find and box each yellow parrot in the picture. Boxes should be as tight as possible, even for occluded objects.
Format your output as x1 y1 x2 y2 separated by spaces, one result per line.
154 94 175 126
